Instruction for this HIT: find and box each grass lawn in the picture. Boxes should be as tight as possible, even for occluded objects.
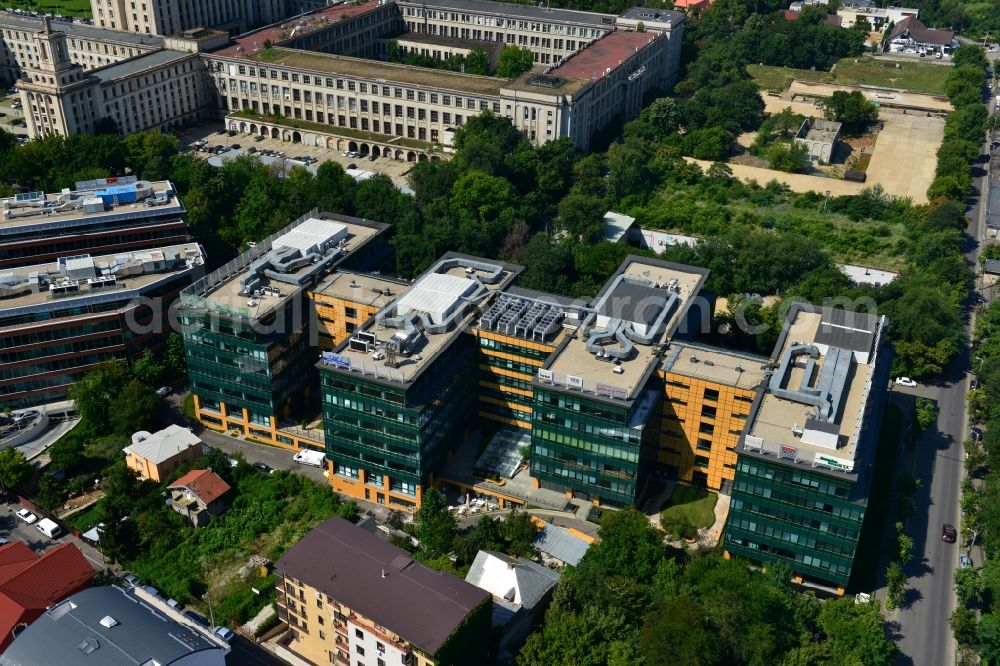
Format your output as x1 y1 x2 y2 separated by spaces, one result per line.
1 0 91 17
660 485 718 529
748 56 952 96
747 64 833 92
182 393 196 422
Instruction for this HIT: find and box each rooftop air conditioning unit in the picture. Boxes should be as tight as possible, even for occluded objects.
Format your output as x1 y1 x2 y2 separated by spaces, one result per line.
613 365 624 375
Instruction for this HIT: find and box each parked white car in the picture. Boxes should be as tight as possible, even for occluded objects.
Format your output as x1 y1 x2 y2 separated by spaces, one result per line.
15 509 36 524
894 377 917 388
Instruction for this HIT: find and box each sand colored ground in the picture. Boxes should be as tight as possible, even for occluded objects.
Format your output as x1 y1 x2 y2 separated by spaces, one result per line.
863 112 943 203
685 157 867 196
698 89 944 203
788 80 953 113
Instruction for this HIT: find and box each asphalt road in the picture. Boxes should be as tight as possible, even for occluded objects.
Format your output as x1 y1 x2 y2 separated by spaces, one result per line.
0 503 108 571
889 67 995 666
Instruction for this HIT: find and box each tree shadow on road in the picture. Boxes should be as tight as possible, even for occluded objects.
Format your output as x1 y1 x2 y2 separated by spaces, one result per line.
899 585 924 610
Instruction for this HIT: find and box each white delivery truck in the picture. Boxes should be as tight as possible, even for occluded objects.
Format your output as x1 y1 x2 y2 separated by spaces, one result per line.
293 449 326 467
36 518 63 539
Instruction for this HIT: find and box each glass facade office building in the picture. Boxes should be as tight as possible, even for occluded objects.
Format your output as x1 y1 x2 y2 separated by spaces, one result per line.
320 338 477 508
725 457 866 588
531 387 659 506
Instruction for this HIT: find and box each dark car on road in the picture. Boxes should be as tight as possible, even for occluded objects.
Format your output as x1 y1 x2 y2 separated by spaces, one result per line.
252 462 274 474
942 524 958 543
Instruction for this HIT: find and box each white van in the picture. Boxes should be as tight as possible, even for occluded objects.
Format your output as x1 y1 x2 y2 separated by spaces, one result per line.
36 518 63 539
293 449 326 467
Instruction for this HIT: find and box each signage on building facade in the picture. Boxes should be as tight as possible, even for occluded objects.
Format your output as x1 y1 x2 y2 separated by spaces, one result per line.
537 369 554 382
596 383 627 400
566 375 583 388
322 352 350 369
816 454 853 471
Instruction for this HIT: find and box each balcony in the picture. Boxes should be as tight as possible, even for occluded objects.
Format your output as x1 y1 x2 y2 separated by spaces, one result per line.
348 614 407 651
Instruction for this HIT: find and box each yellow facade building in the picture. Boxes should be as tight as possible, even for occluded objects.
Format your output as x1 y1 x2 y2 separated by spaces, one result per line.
658 343 768 492
123 424 203 483
310 272 410 350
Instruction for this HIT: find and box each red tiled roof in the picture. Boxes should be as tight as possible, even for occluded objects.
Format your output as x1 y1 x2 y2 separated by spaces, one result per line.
169 469 231 505
551 30 657 80
212 1 381 58
0 543 95 652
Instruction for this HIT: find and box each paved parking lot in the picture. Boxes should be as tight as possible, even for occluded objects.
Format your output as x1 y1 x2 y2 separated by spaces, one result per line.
0 503 108 571
180 126 416 190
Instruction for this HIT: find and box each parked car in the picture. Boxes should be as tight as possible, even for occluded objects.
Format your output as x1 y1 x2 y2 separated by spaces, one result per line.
214 626 235 642
226 130 237 137
231 143 241 150
960 552 973 568
894 377 917 388
122 573 140 588
155 386 171 397
216 129 227 135
252 462 274 474
942 524 958 543
254 134 264 142
971 427 984 442
15 509 36 524
368 154 376 161
184 610 209 627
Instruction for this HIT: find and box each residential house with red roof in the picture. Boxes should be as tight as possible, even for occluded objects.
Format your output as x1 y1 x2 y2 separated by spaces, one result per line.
167 469 231 527
0 542 95 652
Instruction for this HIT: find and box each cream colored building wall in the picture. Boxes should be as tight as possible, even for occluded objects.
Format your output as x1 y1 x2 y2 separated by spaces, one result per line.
0 25 158 83
99 54 207 135
92 0 288 36
206 54 504 147
396 0 614 66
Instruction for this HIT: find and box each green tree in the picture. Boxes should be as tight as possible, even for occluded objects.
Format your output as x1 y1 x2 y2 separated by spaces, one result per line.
817 598 898 665
466 45 490 75
979 612 1000 664
950 606 979 648
641 595 718 666
110 379 159 436
557 191 605 241
955 566 983 607
496 45 535 78
69 361 131 427
766 142 808 173
0 448 32 493
501 510 538 558
952 44 989 70
414 488 456 559
132 349 165 386
822 90 879 136
885 561 906 609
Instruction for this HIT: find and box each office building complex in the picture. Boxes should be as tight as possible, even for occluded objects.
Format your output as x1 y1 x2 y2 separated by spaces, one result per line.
275 516 491 666
320 254 520 508
5 0 682 154
724 304 891 591
0 177 203 408
0 179 190 271
178 210 391 448
178 212 892 590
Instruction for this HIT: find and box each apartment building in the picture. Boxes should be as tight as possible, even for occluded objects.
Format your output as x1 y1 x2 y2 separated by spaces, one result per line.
276 516 491 666
0 240 205 407
724 304 891 591
0 178 190 271
319 254 520 509
0 13 163 84
659 343 768 492
179 211 391 448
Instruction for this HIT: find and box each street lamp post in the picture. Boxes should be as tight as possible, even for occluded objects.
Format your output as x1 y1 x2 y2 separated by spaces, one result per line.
202 594 216 627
